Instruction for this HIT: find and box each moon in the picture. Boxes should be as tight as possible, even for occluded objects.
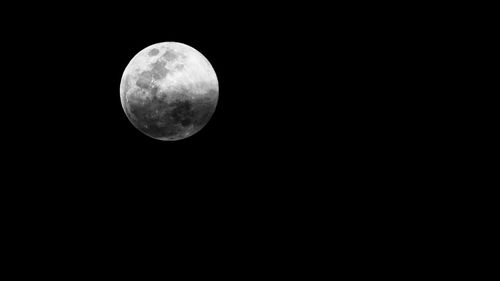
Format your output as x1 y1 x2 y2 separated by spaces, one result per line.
120 42 219 141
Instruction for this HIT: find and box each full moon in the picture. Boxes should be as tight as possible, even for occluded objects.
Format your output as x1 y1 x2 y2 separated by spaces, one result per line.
120 42 219 141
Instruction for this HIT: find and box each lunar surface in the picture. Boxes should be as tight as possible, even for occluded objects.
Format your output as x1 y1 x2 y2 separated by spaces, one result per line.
120 42 218 141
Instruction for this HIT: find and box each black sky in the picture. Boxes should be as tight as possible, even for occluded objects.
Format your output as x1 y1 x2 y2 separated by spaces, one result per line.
4 2 431 207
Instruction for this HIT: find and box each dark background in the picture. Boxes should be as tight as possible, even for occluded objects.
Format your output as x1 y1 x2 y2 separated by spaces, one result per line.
15 13 328 150
7 3 471 219
4 3 443 202
3 2 463 203
5 4 338 204
4 4 343 261
2 2 478 274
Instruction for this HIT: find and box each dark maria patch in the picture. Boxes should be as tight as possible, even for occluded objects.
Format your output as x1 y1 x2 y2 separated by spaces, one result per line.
148 48 160 56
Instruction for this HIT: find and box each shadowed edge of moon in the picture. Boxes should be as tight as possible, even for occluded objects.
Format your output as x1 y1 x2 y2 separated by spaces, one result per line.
124 88 218 141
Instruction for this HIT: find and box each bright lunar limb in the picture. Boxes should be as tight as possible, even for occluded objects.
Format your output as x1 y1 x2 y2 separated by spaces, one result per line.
120 42 219 141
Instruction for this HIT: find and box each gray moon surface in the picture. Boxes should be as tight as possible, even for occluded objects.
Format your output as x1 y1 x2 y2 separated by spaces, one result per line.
120 42 219 141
